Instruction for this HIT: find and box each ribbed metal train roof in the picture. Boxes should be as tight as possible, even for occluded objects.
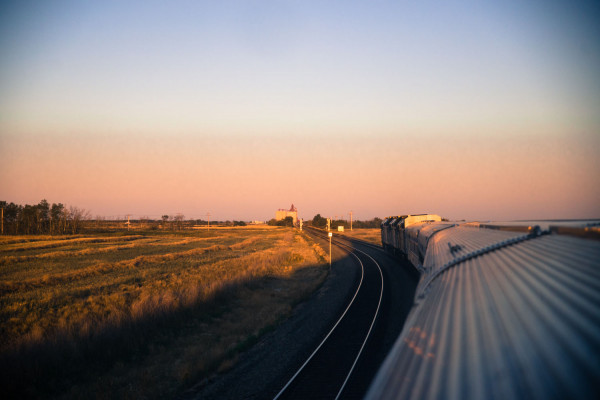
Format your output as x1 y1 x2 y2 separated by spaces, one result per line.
367 230 600 399
478 219 600 231
416 222 458 261
422 225 524 274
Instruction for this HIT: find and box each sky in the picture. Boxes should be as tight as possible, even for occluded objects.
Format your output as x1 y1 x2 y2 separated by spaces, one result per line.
1 0 599 221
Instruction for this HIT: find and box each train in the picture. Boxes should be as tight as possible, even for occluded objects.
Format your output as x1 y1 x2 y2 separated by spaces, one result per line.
380 214 448 269
369 214 600 399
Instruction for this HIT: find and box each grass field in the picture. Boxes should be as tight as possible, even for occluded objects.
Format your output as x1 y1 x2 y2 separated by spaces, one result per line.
0 227 328 399
338 228 382 245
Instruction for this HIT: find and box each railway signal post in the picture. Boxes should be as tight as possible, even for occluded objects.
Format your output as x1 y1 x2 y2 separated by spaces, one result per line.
328 232 332 267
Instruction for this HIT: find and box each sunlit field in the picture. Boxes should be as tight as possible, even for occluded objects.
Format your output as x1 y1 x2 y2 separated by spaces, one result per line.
0 227 328 399
338 229 382 246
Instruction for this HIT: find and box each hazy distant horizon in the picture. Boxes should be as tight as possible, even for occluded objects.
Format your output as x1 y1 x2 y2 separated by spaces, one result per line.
2 1 599 222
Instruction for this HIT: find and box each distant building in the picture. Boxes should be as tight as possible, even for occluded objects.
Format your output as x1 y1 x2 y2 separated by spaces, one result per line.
276 204 298 225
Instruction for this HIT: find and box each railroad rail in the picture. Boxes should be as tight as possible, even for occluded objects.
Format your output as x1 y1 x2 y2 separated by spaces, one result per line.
273 227 384 399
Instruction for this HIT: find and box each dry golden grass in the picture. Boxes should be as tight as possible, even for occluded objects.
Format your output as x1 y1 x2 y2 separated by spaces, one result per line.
338 228 382 245
0 227 328 399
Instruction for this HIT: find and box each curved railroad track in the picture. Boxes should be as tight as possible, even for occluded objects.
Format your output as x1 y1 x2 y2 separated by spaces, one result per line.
273 228 384 399
183 227 418 400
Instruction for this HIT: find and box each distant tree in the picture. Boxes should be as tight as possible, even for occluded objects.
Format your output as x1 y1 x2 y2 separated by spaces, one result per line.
37 199 50 233
0 200 96 235
353 217 383 229
1 201 21 234
69 206 90 234
312 214 327 228
331 219 347 230
173 214 185 230
267 217 294 227
6 202 21 234
233 220 247 226
161 215 169 230
51 203 66 234
21 204 36 234
280 216 294 227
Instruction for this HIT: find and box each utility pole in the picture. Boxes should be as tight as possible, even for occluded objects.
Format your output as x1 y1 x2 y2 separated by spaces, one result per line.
349 210 353 231
206 212 211 232
127 215 130 231
1 207 3 235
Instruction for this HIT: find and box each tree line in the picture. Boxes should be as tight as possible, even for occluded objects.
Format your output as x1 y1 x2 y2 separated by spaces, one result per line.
309 214 383 229
0 201 254 235
0 199 90 235
266 214 383 229
267 216 295 227
158 215 247 230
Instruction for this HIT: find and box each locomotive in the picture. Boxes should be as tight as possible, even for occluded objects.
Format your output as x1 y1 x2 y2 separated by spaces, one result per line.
380 214 451 269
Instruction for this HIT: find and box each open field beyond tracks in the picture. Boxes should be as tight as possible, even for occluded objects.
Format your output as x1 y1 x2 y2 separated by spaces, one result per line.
338 228 382 246
0 227 328 399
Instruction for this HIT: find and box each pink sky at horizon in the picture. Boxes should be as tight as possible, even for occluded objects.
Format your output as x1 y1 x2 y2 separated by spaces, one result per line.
2 130 598 222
